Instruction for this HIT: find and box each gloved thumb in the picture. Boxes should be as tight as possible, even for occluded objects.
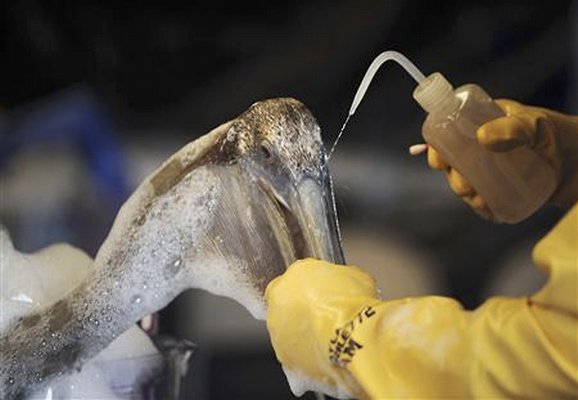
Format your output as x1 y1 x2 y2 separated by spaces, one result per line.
476 99 555 153
476 115 531 151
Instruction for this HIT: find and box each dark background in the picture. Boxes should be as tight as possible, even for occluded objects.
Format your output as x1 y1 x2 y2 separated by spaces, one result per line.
2 1 576 399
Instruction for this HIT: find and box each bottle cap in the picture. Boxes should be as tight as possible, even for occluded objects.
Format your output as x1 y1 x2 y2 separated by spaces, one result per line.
413 72 455 113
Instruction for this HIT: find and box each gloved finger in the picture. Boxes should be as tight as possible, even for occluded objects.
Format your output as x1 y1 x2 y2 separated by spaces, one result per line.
265 258 378 304
506 105 560 175
522 111 557 157
446 169 475 197
479 111 556 153
477 115 531 151
478 99 556 153
462 194 493 220
494 98 527 116
427 147 449 170
479 99 528 151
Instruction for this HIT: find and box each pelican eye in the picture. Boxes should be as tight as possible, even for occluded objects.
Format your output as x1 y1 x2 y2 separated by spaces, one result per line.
260 142 273 161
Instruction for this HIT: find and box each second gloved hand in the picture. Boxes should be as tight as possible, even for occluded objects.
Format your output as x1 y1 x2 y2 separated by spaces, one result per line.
266 259 475 399
265 258 380 399
427 99 578 219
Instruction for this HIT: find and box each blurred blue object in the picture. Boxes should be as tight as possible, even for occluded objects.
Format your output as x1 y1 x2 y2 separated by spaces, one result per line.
0 87 130 253
1 87 130 208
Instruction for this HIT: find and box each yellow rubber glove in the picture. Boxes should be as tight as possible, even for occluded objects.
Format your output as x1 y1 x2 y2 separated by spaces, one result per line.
266 204 578 399
266 259 472 399
428 99 578 219
265 259 378 399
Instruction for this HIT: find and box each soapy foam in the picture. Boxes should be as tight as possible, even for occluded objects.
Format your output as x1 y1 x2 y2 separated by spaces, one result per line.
282 366 359 400
188 258 267 320
29 364 121 400
109 165 220 315
0 231 92 334
146 165 268 319
115 155 276 320
0 229 161 399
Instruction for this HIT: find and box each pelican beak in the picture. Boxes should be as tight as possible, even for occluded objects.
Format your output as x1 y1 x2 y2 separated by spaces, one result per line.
258 167 345 267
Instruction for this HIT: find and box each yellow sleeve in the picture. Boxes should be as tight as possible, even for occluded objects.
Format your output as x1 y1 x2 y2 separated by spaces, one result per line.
345 204 577 399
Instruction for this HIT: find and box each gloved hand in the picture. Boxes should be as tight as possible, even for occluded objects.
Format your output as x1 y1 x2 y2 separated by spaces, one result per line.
265 258 379 399
427 99 578 219
266 259 474 399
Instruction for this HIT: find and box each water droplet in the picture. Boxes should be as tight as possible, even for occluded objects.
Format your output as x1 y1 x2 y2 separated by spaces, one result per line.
7 377 15 384
105 316 113 323
41 340 47 347
172 258 182 270
142 284 148 290
131 295 142 305
93 318 100 326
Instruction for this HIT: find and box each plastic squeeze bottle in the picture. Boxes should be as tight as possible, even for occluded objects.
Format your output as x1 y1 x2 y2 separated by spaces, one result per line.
412 72 557 223
339 50 557 223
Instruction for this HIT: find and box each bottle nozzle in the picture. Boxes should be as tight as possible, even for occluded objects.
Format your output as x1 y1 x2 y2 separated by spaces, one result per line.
348 50 426 116
331 50 431 159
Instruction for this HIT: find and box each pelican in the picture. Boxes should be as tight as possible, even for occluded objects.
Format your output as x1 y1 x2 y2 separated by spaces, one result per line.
0 98 344 398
